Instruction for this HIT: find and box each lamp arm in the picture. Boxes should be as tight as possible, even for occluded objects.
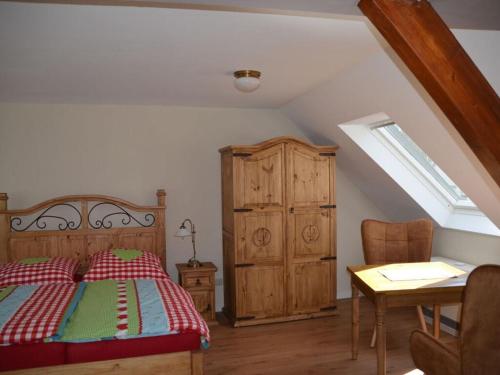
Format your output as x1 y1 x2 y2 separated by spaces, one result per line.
191 225 196 261
181 218 194 229
179 219 202 267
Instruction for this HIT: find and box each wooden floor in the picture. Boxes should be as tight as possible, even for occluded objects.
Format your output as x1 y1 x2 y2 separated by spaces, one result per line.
205 298 456 375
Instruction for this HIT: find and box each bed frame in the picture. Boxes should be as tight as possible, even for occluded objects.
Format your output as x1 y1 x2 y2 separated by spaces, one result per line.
0 190 203 375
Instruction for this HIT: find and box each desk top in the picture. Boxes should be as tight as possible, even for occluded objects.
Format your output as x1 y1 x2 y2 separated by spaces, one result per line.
347 261 469 295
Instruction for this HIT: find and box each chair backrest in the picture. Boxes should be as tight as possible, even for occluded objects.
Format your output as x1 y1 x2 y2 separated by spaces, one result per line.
460 265 500 375
361 219 433 264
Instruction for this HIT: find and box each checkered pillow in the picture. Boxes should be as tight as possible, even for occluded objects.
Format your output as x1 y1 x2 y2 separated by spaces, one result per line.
0 257 79 287
83 249 168 282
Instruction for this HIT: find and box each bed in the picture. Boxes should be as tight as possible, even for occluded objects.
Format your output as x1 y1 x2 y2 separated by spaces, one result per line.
0 190 204 374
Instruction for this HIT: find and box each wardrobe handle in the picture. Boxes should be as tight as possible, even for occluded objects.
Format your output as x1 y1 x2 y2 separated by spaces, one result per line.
319 204 336 209
235 263 255 268
320 256 337 261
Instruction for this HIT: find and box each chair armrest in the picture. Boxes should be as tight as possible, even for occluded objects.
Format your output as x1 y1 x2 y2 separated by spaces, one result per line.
410 330 460 375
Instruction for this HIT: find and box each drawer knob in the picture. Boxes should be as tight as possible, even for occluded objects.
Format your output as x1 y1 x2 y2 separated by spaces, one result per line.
196 278 201 285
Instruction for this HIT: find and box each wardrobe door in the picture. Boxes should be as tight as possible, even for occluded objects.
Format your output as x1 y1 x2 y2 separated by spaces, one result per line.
286 144 332 209
233 144 286 321
233 144 285 209
235 265 285 320
286 144 336 315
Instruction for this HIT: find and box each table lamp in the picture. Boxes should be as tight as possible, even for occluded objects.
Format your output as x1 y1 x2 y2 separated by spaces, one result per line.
175 218 202 268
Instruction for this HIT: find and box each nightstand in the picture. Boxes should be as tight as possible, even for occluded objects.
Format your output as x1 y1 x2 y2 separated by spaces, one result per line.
176 262 217 323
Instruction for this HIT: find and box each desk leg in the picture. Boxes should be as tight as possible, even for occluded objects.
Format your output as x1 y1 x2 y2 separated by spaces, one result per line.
375 296 386 375
433 304 441 339
351 282 359 360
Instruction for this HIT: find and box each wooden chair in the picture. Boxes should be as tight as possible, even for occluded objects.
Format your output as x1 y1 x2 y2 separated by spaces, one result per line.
361 219 433 347
410 265 500 375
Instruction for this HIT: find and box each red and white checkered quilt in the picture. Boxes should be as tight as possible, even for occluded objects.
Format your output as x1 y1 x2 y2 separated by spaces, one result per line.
83 250 168 282
0 283 79 345
158 278 210 341
0 257 79 287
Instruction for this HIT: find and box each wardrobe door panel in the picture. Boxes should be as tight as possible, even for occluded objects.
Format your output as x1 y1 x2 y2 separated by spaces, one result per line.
287 145 332 208
289 260 335 314
290 209 331 259
235 211 284 264
235 265 285 320
234 144 284 208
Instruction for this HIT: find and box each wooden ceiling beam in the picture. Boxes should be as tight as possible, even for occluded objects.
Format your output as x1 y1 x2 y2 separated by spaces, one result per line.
358 0 500 186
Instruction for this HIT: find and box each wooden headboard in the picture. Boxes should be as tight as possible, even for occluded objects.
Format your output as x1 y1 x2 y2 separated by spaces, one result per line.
0 190 167 271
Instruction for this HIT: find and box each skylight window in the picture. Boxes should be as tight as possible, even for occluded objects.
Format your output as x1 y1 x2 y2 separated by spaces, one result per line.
373 123 476 209
338 113 499 237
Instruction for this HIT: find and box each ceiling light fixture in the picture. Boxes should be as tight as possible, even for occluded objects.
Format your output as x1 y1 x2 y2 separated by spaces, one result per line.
233 70 261 93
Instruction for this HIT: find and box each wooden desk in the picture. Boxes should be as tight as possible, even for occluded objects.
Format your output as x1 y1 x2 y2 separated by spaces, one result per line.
347 262 468 375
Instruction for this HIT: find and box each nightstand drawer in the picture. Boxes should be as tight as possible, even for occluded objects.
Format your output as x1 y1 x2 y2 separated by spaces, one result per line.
184 274 212 288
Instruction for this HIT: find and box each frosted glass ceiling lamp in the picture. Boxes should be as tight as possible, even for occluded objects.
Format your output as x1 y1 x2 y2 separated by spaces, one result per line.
175 218 202 268
233 70 261 93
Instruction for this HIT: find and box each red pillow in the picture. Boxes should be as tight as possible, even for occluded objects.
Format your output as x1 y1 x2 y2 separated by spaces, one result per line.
83 249 167 282
0 257 79 287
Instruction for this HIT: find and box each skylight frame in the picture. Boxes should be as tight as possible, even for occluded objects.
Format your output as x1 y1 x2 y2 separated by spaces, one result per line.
372 122 477 211
338 112 499 237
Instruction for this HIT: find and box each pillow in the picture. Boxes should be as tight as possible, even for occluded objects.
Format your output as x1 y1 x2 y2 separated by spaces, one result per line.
0 257 79 287
83 249 167 282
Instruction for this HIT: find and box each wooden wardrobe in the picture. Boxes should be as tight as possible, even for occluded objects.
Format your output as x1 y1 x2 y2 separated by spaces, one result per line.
219 136 338 327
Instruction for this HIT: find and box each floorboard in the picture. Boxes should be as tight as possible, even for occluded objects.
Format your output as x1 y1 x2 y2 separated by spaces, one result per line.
205 298 456 375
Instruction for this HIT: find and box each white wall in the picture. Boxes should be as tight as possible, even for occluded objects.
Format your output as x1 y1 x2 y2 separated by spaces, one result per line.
336 167 388 298
430 230 500 328
0 102 384 308
0 103 300 310
433 228 500 265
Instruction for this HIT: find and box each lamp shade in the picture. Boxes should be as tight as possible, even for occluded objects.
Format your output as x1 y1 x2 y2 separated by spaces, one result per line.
233 70 261 93
234 76 260 92
175 227 191 237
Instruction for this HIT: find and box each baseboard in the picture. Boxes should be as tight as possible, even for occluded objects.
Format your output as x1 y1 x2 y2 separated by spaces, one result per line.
333 298 460 337
422 306 460 336
337 290 352 299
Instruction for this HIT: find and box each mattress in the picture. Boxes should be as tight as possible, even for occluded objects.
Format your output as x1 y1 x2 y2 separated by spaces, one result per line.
0 332 201 372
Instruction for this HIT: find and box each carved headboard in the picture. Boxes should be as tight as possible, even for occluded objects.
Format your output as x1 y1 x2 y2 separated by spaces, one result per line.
0 190 167 271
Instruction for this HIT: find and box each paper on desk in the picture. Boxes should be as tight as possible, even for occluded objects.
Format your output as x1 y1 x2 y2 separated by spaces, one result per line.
378 267 458 281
